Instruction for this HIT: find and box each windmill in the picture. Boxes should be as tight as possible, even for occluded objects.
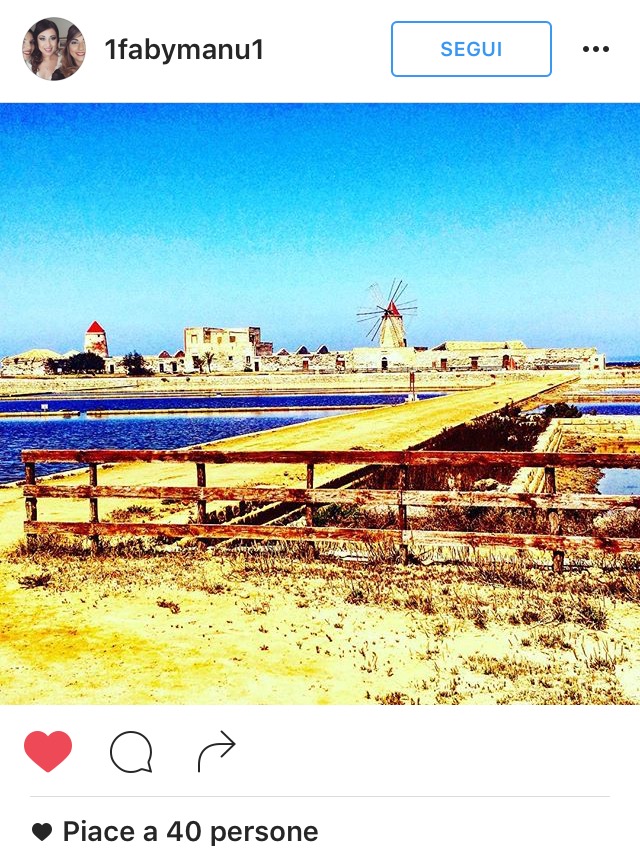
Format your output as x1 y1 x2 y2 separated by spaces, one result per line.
357 280 417 348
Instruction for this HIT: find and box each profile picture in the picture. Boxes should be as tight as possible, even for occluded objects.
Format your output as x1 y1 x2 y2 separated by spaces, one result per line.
23 17 85 81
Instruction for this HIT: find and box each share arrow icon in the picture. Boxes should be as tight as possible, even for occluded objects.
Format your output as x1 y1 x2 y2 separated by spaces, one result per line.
197 731 236 771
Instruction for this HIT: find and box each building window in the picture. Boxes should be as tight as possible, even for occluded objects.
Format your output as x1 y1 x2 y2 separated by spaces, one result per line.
204 331 211 343
191 335 198 344
229 335 236 343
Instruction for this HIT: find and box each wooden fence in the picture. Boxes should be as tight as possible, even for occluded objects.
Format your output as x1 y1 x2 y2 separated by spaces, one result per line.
21 448 640 566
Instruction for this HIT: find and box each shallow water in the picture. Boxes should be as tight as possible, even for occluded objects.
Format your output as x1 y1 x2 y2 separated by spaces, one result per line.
576 403 640 416
545 402 640 494
0 392 442 484
0 410 341 484
597 468 640 496
0 392 440 414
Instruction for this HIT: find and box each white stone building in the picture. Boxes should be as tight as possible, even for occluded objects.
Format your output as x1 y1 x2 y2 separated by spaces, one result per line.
183 326 272 372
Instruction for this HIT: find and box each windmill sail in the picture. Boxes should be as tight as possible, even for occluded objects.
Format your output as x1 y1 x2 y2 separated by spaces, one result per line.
357 279 416 348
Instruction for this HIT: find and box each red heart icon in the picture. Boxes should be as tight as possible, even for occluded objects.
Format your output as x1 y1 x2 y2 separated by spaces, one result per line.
24 731 72 772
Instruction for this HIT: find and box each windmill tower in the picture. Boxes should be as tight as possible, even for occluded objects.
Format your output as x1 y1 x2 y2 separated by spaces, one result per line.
379 298 406 348
84 321 109 358
357 280 416 348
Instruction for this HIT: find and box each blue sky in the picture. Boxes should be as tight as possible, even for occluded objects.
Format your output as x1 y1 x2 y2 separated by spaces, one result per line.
1 103 638 358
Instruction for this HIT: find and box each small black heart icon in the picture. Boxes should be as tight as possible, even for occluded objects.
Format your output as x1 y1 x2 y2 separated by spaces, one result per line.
32 823 52 841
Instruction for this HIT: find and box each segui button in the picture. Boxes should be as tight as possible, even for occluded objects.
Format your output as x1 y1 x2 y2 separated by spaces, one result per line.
391 21 552 77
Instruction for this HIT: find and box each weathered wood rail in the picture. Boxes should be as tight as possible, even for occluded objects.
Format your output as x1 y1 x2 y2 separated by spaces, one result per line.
21 449 640 566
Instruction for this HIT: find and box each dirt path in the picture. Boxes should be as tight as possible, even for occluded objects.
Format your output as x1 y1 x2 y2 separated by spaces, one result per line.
0 373 575 549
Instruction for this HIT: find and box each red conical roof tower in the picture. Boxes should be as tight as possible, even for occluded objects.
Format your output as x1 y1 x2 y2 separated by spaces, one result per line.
84 321 109 358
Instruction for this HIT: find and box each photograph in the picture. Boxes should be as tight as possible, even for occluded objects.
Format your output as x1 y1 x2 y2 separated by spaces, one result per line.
1 102 639 705
23 17 85 81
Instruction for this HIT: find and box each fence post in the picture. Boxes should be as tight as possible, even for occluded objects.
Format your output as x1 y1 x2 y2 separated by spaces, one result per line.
398 463 409 565
544 466 564 571
24 461 38 553
88 463 100 555
305 463 315 527
196 462 207 549
306 462 316 560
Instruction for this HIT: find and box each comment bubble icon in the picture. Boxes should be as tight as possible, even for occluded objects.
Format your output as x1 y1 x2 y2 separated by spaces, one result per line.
109 731 153 773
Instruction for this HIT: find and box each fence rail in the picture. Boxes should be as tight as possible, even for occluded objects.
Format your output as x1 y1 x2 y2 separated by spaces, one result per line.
20 448 640 467
21 448 640 565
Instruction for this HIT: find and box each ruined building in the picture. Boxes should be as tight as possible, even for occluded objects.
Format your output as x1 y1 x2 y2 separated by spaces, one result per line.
184 326 272 372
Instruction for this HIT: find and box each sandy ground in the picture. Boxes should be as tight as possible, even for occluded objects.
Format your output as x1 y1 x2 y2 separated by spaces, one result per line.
0 370 495 398
3 550 638 705
8 370 639 706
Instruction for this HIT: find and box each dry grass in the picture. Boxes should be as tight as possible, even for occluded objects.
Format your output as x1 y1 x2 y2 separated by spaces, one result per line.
4 532 640 705
106 504 157 522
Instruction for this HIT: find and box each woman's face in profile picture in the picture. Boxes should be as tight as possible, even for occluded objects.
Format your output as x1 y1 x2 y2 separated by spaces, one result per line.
68 33 86 64
22 32 34 60
37 28 58 56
